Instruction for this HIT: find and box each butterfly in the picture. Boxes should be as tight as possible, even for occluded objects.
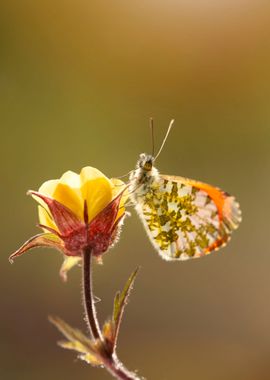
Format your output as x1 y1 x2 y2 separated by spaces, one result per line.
128 120 241 261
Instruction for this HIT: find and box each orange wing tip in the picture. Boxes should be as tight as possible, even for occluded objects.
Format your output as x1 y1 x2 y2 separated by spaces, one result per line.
222 195 242 231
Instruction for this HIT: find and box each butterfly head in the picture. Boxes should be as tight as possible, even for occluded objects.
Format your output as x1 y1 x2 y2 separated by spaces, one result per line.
129 153 159 197
137 153 154 172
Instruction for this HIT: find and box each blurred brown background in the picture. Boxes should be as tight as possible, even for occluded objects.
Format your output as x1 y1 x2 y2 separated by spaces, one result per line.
1 1 270 379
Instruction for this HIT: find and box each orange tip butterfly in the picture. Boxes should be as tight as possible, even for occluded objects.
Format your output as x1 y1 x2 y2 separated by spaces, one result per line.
128 119 241 261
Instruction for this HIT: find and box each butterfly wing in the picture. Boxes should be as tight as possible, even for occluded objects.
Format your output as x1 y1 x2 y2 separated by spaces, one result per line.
134 174 241 261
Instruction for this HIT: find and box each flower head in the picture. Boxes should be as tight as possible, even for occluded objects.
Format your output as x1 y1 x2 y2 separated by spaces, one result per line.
10 167 127 280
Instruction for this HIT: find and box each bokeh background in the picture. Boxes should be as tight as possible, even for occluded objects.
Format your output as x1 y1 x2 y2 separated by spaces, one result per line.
1 1 270 379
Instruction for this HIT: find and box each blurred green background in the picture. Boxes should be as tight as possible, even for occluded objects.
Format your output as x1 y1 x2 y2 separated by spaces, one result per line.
1 1 270 379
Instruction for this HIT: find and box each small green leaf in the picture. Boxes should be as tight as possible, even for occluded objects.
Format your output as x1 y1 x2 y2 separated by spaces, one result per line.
49 316 103 367
102 320 115 353
111 267 140 350
102 320 114 341
113 292 121 323
59 256 81 282
59 341 101 366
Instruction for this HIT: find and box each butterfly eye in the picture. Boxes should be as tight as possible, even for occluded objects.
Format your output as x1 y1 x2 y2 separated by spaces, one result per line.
143 161 152 171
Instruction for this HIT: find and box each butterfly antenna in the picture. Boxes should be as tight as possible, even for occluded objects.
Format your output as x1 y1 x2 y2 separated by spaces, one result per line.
150 117 155 156
154 119 174 161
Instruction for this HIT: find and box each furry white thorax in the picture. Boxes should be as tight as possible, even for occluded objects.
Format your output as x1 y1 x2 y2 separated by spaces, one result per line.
129 153 160 202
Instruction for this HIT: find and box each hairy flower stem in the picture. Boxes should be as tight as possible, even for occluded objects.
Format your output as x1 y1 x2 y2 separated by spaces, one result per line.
82 248 141 380
82 247 102 340
104 357 141 380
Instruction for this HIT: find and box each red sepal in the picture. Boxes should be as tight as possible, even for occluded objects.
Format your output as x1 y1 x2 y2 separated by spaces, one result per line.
10 190 125 264
29 191 84 236
88 192 123 256
9 233 64 263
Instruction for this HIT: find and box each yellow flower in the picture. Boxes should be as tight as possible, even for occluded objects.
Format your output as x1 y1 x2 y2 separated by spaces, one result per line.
37 166 125 231
10 166 127 281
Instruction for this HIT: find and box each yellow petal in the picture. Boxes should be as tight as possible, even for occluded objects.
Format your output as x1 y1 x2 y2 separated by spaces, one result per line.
37 179 59 212
38 205 57 230
110 178 126 198
80 167 110 186
37 179 60 229
39 179 59 195
111 178 128 220
52 171 84 220
80 167 113 222
60 170 81 188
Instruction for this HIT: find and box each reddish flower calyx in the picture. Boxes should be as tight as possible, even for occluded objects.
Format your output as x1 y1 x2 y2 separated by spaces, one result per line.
9 190 126 263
